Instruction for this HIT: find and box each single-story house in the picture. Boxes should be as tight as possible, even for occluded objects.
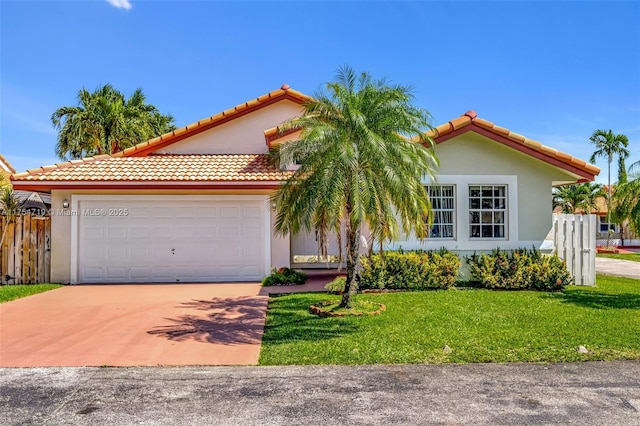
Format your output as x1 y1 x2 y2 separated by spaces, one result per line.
11 85 599 284
590 189 639 246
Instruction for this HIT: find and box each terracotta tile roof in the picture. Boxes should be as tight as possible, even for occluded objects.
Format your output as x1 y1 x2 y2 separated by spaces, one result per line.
11 154 290 183
113 85 310 158
425 110 600 180
0 153 16 174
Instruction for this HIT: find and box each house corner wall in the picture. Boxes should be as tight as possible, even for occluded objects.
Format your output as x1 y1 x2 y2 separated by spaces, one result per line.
50 190 72 284
270 207 290 269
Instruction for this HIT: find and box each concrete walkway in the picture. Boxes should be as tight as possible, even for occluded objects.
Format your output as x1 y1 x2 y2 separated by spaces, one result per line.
1 362 639 425
596 257 640 279
0 284 268 367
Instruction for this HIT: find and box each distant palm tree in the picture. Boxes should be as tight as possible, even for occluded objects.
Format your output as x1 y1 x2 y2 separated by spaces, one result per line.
0 187 20 250
271 66 439 308
589 129 629 246
52 84 176 160
613 159 640 238
553 183 604 214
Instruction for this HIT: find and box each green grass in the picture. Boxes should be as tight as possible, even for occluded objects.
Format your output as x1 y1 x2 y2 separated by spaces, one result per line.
0 284 63 303
259 275 640 365
597 253 640 262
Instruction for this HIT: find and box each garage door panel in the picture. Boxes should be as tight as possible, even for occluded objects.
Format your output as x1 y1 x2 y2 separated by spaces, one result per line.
77 198 266 283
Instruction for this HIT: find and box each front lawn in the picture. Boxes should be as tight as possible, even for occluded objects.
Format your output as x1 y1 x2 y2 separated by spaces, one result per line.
259 275 640 365
0 284 63 303
597 253 640 262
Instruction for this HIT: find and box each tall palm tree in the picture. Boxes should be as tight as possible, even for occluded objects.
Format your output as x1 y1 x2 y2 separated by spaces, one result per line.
589 129 629 247
271 67 439 308
553 183 604 214
51 84 176 160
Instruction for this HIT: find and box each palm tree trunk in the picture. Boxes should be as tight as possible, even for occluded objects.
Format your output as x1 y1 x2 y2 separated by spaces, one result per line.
340 211 361 308
607 158 612 248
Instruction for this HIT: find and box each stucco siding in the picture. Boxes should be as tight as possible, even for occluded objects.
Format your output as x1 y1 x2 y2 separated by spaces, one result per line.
51 190 72 283
160 101 303 155
436 132 573 242
387 132 577 253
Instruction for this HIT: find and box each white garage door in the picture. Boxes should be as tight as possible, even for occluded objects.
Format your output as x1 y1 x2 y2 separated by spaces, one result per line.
75 196 268 283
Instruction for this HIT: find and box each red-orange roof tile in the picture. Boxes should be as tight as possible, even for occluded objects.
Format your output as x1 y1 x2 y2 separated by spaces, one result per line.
11 155 290 182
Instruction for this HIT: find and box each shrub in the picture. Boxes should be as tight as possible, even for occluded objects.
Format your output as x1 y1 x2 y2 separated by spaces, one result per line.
324 276 347 293
262 267 307 286
466 248 573 291
359 249 461 290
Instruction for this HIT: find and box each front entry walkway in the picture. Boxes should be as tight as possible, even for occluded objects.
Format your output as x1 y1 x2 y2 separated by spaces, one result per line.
0 284 267 367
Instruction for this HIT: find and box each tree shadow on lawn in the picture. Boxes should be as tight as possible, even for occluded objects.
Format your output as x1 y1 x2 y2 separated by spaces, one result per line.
260 294 360 345
546 289 640 310
147 296 267 345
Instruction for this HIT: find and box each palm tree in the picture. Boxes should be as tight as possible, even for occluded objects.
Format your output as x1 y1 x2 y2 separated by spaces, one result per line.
589 129 629 247
553 183 604 214
270 67 439 308
52 84 176 160
0 187 19 250
613 159 640 238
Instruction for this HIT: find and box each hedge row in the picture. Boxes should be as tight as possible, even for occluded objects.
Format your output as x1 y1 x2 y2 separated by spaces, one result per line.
357 248 572 292
359 249 461 290
466 248 573 291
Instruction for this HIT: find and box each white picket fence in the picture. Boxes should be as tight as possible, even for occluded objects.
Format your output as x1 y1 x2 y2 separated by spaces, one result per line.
552 214 596 286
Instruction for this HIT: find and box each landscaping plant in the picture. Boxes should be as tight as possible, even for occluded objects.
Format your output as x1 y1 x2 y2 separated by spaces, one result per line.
359 249 461 290
269 66 439 308
467 248 573 291
262 267 307 286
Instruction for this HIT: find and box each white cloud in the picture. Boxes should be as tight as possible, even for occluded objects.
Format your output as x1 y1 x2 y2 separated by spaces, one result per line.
106 0 132 10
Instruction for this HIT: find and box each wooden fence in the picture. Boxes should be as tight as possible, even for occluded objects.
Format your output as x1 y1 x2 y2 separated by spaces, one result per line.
552 213 596 286
0 214 51 284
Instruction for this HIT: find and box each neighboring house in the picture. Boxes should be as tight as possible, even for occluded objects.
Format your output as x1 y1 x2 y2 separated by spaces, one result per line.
13 190 52 214
591 190 639 246
1 153 16 186
0 154 51 213
10 86 599 284
552 187 640 246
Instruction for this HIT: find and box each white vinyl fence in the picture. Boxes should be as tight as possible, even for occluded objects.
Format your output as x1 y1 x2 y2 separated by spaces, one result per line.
552 214 596 286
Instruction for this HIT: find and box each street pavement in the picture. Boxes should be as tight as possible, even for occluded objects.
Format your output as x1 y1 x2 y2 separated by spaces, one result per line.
596 257 640 279
1 362 639 425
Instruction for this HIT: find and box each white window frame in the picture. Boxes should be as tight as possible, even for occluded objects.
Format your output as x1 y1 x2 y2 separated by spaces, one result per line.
598 216 619 233
387 175 519 251
425 184 456 240
468 184 508 240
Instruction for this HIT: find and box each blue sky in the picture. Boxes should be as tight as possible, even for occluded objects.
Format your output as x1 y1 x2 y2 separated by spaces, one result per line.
1 0 638 183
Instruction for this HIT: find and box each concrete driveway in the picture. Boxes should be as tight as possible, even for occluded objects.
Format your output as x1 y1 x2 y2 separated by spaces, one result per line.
0 284 268 367
596 257 640 279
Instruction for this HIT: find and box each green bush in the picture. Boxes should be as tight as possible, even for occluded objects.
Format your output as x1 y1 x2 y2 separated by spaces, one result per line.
262 267 307 286
359 249 461 290
324 276 347 293
466 248 573 291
